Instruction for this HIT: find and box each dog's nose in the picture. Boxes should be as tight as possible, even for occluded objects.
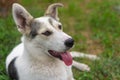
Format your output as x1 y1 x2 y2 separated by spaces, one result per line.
64 38 74 47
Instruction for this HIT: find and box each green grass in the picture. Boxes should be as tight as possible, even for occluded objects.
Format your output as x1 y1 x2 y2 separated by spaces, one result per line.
0 0 120 80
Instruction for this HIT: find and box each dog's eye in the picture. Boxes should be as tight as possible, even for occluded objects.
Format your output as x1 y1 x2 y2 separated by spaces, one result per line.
42 31 52 36
58 25 62 29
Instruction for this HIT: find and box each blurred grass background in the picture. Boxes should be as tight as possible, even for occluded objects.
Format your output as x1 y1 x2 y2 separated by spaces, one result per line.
0 0 120 80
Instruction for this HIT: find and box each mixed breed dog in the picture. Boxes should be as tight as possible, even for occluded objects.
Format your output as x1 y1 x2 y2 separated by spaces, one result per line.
6 3 99 80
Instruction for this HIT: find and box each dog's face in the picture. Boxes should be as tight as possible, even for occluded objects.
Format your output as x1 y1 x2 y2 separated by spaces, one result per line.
12 3 74 66
30 17 73 51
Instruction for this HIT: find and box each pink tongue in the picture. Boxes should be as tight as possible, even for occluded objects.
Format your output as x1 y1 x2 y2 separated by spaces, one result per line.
60 52 73 66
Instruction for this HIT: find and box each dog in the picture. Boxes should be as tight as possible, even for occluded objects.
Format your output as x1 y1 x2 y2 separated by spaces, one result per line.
6 3 99 80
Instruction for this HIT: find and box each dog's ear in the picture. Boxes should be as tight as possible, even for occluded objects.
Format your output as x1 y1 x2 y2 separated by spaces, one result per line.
12 3 33 34
45 3 63 21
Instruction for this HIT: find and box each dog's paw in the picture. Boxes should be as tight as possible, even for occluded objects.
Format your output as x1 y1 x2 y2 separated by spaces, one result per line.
73 61 90 72
80 64 90 72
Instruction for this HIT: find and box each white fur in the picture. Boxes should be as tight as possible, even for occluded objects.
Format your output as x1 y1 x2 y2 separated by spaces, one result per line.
6 3 99 80
71 51 100 60
6 42 74 80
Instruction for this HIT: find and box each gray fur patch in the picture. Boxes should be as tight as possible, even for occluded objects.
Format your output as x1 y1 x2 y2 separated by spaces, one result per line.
29 20 41 38
48 18 53 26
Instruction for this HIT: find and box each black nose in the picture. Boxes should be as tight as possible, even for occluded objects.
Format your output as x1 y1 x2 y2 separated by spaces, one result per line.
64 38 74 47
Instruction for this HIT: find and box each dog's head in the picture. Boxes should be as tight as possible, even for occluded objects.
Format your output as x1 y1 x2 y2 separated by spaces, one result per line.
12 3 74 66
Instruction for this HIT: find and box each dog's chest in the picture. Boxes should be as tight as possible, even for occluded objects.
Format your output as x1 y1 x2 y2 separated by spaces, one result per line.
16 57 69 80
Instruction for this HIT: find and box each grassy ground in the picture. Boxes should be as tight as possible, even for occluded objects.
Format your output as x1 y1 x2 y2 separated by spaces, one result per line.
0 0 120 80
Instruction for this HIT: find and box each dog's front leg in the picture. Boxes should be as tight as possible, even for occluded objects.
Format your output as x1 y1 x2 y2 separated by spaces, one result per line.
72 60 90 71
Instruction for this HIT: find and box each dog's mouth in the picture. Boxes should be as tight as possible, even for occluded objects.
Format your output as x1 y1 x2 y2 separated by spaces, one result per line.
48 50 72 66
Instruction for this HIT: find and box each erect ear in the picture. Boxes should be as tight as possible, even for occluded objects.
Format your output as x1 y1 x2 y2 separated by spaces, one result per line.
12 3 33 34
44 3 63 21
